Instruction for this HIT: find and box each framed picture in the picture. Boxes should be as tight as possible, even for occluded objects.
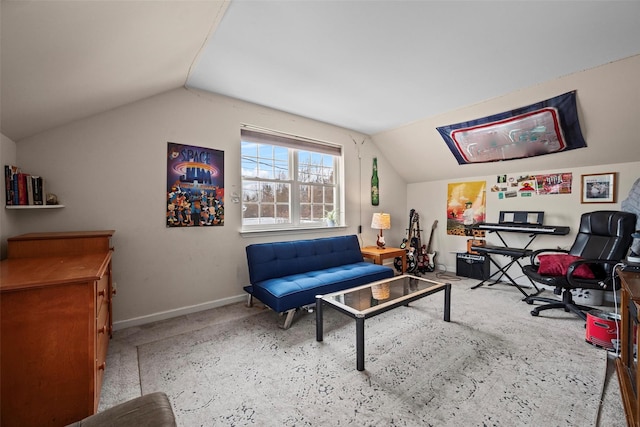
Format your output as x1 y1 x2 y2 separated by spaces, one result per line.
581 172 616 203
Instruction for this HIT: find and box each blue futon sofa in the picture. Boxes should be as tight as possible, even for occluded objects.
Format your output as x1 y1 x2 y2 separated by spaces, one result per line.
244 235 394 328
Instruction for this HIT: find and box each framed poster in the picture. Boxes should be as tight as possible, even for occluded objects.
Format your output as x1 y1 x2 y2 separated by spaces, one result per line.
581 172 616 204
167 142 224 227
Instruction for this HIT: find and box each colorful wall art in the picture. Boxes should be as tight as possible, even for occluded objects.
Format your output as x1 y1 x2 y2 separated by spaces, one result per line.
447 181 486 236
166 142 224 227
491 172 573 200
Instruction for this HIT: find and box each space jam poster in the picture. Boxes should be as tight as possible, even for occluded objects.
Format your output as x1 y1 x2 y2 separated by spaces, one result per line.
167 142 224 227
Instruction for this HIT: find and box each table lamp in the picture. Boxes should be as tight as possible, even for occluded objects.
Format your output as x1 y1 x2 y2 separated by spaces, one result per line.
371 213 391 248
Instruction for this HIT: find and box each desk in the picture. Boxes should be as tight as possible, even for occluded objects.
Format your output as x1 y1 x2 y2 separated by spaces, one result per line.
361 246 406 274
616 269 640 427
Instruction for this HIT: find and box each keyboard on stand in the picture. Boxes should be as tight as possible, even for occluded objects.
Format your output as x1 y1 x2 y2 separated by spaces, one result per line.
470 211 571 299
476 222 570 235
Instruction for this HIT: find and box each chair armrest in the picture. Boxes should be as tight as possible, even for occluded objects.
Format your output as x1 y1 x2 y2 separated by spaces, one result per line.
566 258 622 288
528 248 569 266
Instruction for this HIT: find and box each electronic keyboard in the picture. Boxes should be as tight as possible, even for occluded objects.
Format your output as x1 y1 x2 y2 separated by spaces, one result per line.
475 222 570 235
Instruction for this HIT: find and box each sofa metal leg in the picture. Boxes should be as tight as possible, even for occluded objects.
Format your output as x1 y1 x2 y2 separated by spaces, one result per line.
246 294 253 307
280 309 297 329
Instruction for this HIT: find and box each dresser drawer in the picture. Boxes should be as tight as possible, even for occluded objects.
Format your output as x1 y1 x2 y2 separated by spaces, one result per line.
97 297 110 355
96 274 109 311
95 299 110 410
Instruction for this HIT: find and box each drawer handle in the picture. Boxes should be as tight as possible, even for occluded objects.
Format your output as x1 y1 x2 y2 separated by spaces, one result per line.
98 362 106 371
98 325 109 334
98 290 106 297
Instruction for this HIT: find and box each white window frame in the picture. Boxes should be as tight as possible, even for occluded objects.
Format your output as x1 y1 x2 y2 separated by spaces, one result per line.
240 125 343 232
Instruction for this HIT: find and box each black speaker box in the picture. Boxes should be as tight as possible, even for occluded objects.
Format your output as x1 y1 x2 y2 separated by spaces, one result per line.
456 253 490 280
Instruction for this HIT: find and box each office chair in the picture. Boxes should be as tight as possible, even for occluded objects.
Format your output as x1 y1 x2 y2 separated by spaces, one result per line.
522 210 636 320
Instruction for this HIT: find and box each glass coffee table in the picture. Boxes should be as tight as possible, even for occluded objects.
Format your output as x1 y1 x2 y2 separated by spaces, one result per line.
315 274 451 371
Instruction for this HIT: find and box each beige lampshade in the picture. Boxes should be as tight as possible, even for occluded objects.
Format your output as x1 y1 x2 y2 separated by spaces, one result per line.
371 213 391 230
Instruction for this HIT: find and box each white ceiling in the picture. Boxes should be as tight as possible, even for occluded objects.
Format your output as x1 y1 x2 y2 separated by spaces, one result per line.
188 0 640 135
2 1 640 141
1 0 229 141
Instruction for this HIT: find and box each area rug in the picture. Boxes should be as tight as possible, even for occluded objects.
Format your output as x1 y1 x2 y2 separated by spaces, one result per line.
137 282 608 426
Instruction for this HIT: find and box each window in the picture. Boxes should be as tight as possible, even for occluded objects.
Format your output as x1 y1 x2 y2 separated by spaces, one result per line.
241 127 342 230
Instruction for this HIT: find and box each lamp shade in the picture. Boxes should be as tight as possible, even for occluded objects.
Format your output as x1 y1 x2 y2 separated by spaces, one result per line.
371 213 391 230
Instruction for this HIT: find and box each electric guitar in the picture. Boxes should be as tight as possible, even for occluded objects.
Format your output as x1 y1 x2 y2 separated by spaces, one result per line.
409 211 420 251
399 209 414 250
414 213 429 273
395 209 416 273
425 220 438 272
407 212 422 274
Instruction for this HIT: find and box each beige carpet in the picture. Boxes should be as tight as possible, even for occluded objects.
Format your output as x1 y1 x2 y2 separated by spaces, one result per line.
101 274 626 426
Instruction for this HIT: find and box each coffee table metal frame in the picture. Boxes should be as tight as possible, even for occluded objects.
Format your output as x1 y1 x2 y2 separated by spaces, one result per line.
315 274 451 371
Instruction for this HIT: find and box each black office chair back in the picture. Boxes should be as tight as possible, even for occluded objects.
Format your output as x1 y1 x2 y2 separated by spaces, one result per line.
569 211 636 275
524 210 636 319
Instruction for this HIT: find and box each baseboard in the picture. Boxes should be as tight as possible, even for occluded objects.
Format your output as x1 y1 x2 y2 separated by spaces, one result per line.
112 294 247 331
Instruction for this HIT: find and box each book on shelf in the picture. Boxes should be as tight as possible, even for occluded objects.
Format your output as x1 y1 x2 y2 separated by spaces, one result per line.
4 165 51 206
5 165 20 205
17 173 30 205
4 165 15 205
26 175 34 205
32 176 43 205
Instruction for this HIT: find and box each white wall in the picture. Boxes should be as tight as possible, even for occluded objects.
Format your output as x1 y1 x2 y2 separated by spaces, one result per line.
409 161 640 282
372 54 640 284
7 55 639 328
373 54 640 184
10 88 408 328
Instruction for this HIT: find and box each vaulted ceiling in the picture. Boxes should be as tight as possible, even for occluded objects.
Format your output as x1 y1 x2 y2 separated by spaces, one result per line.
3 1 640 143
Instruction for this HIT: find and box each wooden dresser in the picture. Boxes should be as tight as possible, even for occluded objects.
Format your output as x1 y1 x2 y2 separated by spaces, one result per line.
0 231 115 427
616 269 640 427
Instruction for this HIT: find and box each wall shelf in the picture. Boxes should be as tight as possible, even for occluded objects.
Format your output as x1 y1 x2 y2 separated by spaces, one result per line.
5 205 64 210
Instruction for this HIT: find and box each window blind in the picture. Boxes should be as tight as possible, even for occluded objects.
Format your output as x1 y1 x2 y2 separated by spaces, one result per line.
241 126 342 156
